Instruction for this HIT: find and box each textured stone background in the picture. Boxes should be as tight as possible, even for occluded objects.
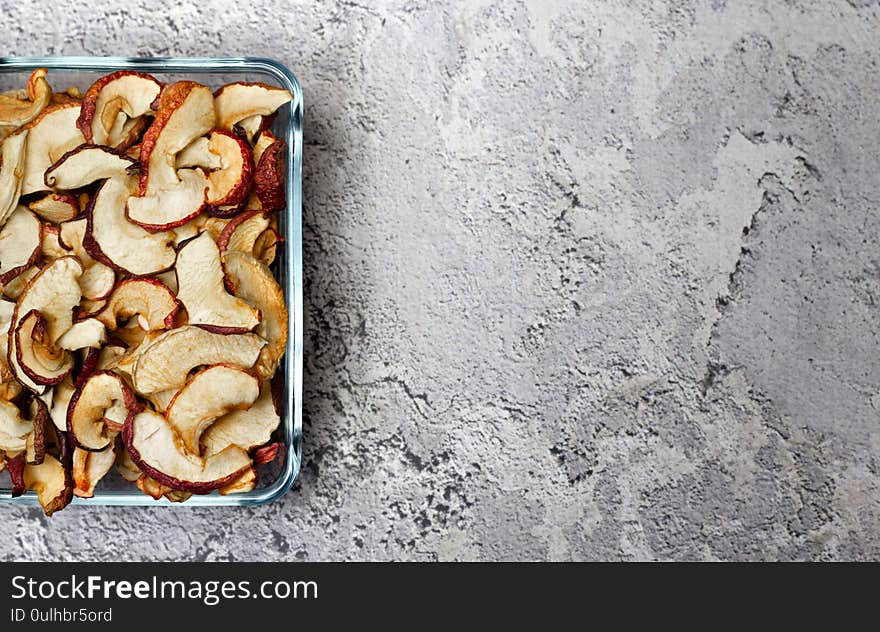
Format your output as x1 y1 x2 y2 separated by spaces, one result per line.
1 0 879 561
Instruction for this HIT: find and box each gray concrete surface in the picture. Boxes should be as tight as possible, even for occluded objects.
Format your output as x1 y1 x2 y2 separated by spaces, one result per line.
0 0 878 561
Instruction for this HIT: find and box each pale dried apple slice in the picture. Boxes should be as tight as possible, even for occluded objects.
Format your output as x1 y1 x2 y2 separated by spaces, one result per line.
213 82 292 131
253 227 281 266
96 278 178 332
126 167 208 231
0 206 41 285
205 130 254 207
115 441 142 482
41 224 68 260
83 176 177 276
123 409 251 493
56 318 106 350
77 70 162 147
0 131 28 229
79 262 115 301
223 251 288 379
0 299 14 334
201 381 279 455
50 377 76 431
29 193 79 223
176 232 260 332
219 466 257 495
129 325 266 394
0 399 31 453
72 444 116 498
176 136 221 169
14 309 75 386
68 370 138 451
166 364 260 454
20 103 85 195
217 210 269 255
44 144 137 190
2 265 38 301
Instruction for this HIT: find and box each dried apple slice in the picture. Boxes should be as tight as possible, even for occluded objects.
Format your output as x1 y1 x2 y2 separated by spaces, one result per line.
129 325 266 394
166 364 259 454
0 399 31 453
72 444 115 498
96 278 178 332
68 370 138 451
253 227 281 266
217 210 269 255
2 265 38 301
50 377 76 431
25 396 49 465
253 139 285 210
41 224 69 260
14 310 75 386
213 82 292 131
219 466 257 495
29 193 79 223
115 441 142 482
176 136 221 170
77 71 162 147
0 68 51 132
83 176 177 276
23 454 73 516
205 130 254 207
176 232 261 332
0 206 41 285
126 167 208 231
79 262 115 301
20 103 86 195
57 318 106 350
201 381 280 455
0 299 14 334
223 252 288 379
123 409 252 493
44 144 137 190
0 131 28 229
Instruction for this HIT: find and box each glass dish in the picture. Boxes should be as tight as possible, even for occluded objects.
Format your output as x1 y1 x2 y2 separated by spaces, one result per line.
0 57 303 507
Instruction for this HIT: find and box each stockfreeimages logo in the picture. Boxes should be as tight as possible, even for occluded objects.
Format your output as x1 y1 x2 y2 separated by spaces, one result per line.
10 574 318 606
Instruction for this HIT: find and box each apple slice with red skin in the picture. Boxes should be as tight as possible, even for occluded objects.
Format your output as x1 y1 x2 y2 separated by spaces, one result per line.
72 443 115 498
68 370 139 451
29 193 79 223
165 364 260 455
0 206 41 285
20 103 85 195
44 144 137 190
205 130 254 208
22 453 73 515
175 232 261 333
50 377 76 431
83 176 177 277
176 137 221 170
217 210 269 255
41 224 69 260
252 130 277 164
201 381 280 456
223 252 288 380
96 278 178 332
219 466 257 495
6 452 26 496
129 325 266 394
2 265 39 301
213 82 292 132
253 139 285 211
123 409 252 493
0 132 28 227
253 227 281 267
14 309 75 386
77 70 162 148
0 68 51 132
78 262 115 301
126 168 209 232
25 396 49 465
0 399 32 453
253 441 285 466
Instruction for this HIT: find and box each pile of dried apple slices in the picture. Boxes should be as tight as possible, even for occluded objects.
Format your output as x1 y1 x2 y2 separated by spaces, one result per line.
0 69 291 514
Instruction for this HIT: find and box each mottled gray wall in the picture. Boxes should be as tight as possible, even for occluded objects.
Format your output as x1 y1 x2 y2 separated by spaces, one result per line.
1 0 879 561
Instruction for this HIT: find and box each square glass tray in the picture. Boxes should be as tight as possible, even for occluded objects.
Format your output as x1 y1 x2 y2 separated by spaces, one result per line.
0 57 303 507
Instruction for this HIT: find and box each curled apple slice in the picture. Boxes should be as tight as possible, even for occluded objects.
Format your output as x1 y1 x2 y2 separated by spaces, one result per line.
0 206 41 285
126 168 208 231
0 68 51 132
0 131 28 228
68 370 139 451
14 310 75 386
23 453 73 515
2 265 38 301
166 364 259 454
72 443 115 498
253 139 285 211
201 381 280 455
50 378 76 431
41 224 68 260
20 103 85 195
129 325 266 394
83 176 177 276
213 82 292 131
96 278 178 332
123 409 251 493
29 193 79 223
77 71 162 147
56 318 106 350
79 262 115 301
176 232 261 333
217 210 269 255
223 252 288 379
205 130 254 207
176 136 221 170
0 399 32 453
44 144 137 190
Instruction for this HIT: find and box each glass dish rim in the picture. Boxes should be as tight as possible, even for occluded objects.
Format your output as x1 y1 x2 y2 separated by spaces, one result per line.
0 56 303 508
